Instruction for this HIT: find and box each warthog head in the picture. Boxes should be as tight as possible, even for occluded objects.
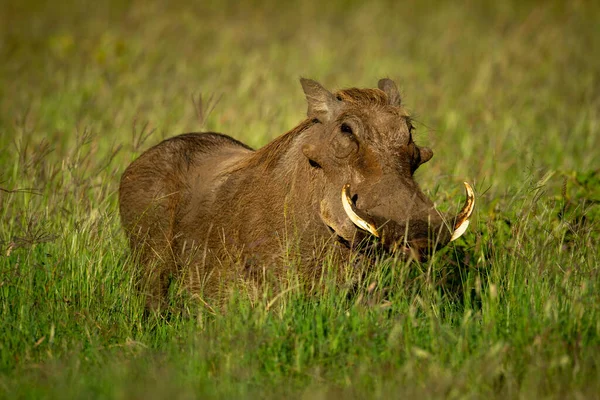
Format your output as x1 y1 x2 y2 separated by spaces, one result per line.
298 78 474 259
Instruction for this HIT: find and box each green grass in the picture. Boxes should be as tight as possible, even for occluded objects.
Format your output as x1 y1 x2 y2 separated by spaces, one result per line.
1 0 599 398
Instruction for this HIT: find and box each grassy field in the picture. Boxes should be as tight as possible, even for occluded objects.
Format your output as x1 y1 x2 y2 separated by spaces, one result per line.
1 0 599 398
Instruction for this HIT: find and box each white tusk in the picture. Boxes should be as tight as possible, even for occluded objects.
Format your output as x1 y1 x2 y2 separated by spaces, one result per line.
341 184 379 237
450 182 475 241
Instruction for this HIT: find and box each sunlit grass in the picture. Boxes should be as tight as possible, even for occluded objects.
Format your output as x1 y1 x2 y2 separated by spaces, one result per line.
1 0 599 398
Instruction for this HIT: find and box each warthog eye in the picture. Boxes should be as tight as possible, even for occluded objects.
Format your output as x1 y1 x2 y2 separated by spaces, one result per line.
309 159 322 169
340 123 353 135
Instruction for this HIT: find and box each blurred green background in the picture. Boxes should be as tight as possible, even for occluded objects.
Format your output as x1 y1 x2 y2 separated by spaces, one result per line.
1 0 599 398
2 0 598 182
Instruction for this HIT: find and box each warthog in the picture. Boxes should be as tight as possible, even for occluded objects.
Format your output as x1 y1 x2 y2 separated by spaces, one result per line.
119 78 474 309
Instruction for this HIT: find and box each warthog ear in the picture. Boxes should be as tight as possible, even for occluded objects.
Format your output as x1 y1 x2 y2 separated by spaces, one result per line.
378 78 401 106
300 78 338 122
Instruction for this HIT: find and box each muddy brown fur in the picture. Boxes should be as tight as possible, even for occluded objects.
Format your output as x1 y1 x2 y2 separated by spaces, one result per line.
119 78 454 310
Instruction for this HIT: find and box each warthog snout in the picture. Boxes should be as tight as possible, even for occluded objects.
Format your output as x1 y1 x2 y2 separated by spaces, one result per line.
341 182 475 259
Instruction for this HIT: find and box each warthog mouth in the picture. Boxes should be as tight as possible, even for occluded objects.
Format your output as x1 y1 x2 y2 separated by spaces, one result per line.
340 182 475 253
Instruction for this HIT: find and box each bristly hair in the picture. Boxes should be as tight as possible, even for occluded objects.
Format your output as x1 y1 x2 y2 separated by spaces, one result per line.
227 118 315 172
334 88 389 107
228 87 399 173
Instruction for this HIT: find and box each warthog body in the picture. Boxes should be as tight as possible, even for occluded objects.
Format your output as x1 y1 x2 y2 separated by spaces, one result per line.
119 78 473 309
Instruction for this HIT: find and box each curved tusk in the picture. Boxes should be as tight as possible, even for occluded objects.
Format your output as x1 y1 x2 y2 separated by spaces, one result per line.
341 184 379 237
450 182 475 241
